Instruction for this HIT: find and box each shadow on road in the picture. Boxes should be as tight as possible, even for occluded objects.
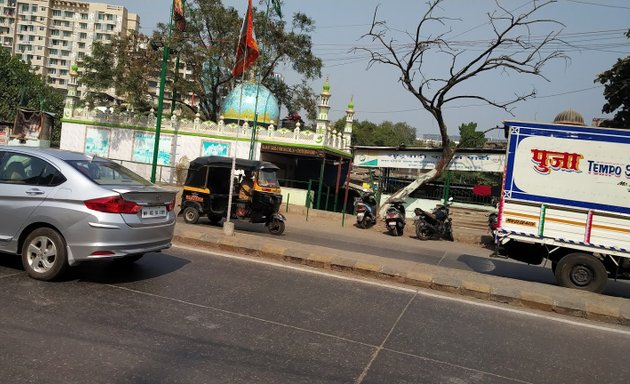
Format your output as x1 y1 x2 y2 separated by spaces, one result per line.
72 251 190 284
457 253 630 299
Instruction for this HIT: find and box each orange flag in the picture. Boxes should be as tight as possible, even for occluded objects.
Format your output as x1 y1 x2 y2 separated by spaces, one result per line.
173 0 186 32
232 0 259 77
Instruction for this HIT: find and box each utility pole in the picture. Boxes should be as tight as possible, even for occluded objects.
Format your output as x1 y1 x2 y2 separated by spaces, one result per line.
150 4 175 183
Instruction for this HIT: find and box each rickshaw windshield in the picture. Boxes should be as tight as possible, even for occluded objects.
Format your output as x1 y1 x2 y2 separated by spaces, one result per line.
257 169 279 188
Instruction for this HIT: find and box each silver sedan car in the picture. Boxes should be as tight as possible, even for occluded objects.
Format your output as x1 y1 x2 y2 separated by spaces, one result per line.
0 147 177 280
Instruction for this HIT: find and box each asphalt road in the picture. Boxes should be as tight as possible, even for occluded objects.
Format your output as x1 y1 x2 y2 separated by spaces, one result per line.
189 214 630 299
1 246 629 384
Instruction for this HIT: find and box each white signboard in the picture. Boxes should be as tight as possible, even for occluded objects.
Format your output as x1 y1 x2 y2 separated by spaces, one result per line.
353 149 505 172
508 135 630 210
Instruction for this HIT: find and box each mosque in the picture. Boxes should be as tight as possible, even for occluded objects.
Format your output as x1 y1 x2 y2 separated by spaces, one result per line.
218 79 355 209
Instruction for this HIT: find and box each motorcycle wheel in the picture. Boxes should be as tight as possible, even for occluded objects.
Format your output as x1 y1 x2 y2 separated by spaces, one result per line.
359 217 368 229
416 224 431 240
445 224 454 241
388 226 398 236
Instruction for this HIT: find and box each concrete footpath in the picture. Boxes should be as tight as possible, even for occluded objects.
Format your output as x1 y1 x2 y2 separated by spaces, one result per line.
172 207 630 326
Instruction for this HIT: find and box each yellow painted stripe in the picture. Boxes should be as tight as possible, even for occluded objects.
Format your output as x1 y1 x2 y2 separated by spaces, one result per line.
183 186 210 194
592 223 630 234
503 211 539 220
546 217 584 227
504 210 630 234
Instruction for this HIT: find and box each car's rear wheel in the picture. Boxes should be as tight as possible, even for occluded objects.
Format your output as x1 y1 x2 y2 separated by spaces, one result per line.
21 228 68 281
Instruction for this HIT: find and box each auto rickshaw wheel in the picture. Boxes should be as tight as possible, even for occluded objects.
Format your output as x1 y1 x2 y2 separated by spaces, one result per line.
183 207 200 224
267 218 285 235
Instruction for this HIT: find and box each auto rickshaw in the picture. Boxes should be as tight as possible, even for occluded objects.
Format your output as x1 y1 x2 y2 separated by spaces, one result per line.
180 156 286 235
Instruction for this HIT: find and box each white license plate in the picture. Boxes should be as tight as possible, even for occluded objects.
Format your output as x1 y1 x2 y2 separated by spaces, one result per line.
388 222 397 226
357 213 364 219
141 206 167 218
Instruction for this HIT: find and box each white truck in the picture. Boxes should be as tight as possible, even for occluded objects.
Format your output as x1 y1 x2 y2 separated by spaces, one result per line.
496 120 630 293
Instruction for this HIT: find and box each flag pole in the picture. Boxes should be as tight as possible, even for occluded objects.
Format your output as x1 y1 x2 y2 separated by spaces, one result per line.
225 5 251 228
150 2 175 183
247 0 272 160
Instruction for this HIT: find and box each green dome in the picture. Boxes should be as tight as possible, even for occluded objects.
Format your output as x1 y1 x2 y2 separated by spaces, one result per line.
347 97 354 110
323 79 330 92
221 83 280 125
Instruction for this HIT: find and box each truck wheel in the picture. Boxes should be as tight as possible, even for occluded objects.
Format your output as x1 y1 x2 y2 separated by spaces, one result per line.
554 253 608 293
183 207 200 224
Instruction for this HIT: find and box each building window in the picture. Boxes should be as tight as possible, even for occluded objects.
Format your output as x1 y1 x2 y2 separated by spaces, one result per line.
81 13 88 20
31 5 37 12
52 10 61 17
79 32 87 39
80 22 87 29
64 11 73 18
51 30 59 36
21 4 28 12
58 79 65 85
78 42 85 49
63 31 71 37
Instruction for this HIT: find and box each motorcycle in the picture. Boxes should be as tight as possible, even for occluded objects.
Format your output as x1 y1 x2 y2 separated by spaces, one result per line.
384 198 406 236
413 197 454 241
355 191 378 229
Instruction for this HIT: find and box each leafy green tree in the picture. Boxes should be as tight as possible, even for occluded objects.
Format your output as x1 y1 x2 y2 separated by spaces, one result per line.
595 29 630 128
0 49 64 145
82 0 323 121
79 32 160 112
334 118 417 146
173 0 322 121
458 122 487 148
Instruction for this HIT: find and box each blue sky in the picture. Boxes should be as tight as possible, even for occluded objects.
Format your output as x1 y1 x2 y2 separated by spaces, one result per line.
114 0 629 139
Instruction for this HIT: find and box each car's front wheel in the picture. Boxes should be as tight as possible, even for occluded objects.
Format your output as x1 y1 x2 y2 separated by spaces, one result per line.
21 228 68 281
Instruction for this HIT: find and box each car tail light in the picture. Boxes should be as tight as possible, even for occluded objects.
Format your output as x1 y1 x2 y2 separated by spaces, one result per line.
84 196 141 214
356 205 366 212
166 199 175 212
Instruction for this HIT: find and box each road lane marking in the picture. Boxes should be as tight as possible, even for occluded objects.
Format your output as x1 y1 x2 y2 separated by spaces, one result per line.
173 244 630 336
355 294 416 384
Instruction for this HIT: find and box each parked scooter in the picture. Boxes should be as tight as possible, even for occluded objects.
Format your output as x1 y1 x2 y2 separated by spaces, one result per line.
413 197 454 241
355 191 378 229
384 198 406 236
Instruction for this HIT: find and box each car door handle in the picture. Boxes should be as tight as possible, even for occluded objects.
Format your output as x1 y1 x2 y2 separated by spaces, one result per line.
26 189 45 195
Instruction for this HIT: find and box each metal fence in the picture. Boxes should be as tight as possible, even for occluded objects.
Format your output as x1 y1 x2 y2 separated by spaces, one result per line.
383 177 498 206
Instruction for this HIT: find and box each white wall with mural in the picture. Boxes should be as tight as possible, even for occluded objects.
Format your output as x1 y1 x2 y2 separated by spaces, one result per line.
60 122 254 183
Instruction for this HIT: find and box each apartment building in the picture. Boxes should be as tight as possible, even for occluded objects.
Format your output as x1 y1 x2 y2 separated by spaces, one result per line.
0 0 138 93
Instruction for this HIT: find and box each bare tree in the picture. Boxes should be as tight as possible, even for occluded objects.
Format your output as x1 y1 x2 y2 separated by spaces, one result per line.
355 0 566 214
